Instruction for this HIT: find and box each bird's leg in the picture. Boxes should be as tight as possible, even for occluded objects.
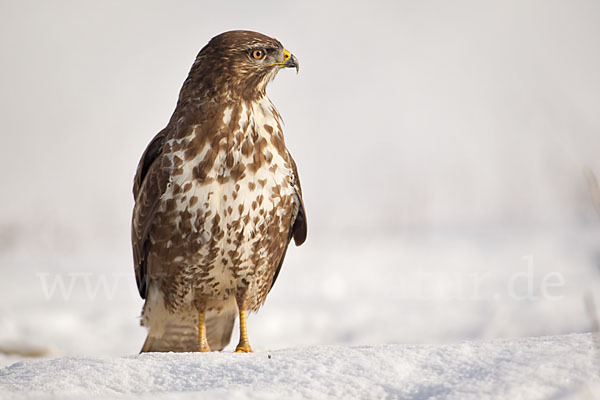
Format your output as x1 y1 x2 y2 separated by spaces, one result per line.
198 312 211 352
235 309 253 353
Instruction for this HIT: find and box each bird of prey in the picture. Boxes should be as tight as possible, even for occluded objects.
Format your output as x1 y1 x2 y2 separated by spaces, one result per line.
132 31 307 353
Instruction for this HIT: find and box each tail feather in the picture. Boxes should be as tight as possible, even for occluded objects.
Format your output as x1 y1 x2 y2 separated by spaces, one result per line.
141 301 238 353
206 305 237 351
141 321 198 352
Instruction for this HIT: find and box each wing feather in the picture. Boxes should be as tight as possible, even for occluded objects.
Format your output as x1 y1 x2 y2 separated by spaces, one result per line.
269 152 307 290
289 153 307 246
132 129 168 299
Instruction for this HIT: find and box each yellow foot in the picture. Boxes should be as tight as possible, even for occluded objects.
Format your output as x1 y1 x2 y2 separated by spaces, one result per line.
198 312 211 352
197 337 211 353
235 343 253 353
235 309 253 353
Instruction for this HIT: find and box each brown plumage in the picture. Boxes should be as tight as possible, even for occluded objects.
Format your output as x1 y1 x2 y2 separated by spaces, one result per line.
132 31 306 353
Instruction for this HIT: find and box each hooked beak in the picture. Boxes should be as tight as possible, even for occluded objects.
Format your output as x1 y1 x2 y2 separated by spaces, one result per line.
272 49 300 73
283 49 299 73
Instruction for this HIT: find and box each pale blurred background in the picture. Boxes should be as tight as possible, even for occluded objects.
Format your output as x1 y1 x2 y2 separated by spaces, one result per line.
1 0 600 360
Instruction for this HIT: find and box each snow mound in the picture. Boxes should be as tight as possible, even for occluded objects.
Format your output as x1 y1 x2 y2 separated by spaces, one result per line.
0 333 597 399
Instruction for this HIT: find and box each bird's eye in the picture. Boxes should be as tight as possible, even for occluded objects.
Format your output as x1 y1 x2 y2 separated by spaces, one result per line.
251 49 266 60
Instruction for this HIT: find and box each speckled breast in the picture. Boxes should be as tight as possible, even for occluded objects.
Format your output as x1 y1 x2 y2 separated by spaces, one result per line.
148 97 296 312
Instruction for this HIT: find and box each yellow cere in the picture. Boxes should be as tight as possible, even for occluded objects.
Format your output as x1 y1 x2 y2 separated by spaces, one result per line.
270 49 292 67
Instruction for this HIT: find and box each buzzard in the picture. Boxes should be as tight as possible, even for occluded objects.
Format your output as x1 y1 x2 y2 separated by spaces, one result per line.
132 31 307 353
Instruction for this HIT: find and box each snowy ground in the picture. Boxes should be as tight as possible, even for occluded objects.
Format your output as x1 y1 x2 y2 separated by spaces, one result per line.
1 227 600 398
0 333 598 399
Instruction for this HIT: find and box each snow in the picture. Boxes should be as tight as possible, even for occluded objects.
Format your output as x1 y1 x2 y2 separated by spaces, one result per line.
0 334 597 399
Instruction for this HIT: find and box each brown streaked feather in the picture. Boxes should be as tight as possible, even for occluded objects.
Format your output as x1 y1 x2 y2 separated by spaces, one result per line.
132 129 169 298
133 129 167 199
269 152 307 291
289 153 307 246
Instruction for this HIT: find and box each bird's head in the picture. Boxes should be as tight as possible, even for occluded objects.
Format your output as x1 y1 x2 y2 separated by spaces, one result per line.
188 30 299 101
